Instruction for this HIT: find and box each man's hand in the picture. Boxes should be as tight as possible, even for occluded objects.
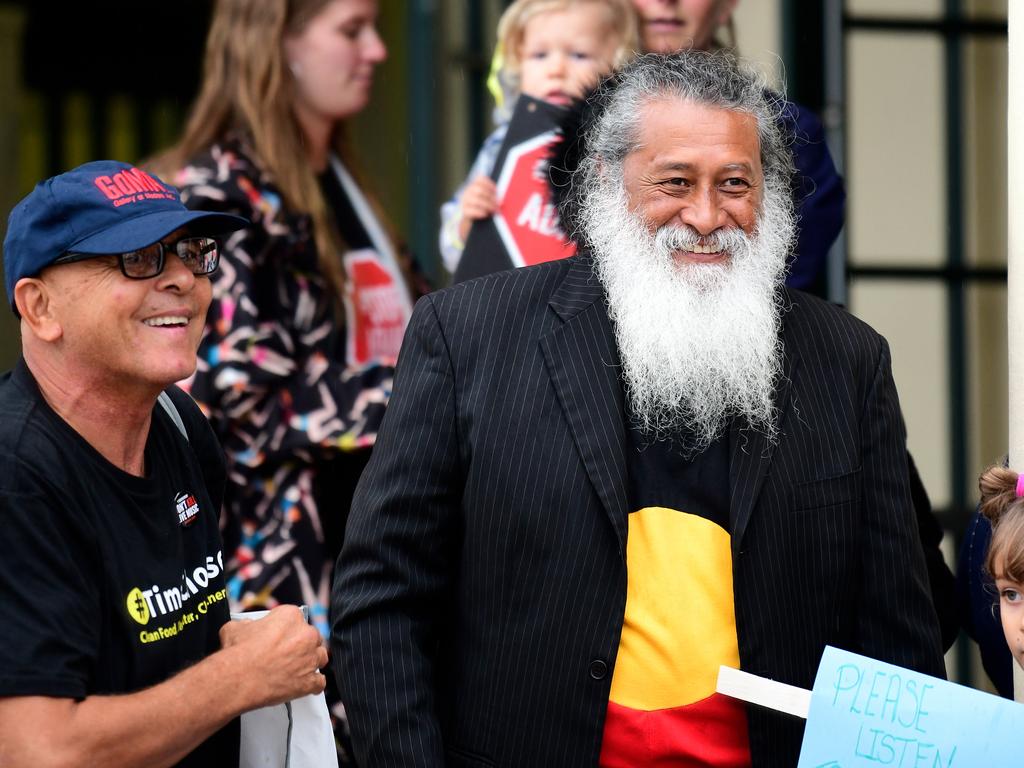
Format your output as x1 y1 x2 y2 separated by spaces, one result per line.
457 176 499 241
0 607 328 768
220 605 328 709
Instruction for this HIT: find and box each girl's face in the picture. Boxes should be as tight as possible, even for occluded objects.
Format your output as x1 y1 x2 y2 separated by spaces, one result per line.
994 556 1024 669
284 0 387 127
517 5 620 107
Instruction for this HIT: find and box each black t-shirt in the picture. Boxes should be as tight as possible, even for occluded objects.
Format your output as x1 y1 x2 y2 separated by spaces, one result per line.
626 425 731 527
0 360 238 767
607 425 748 765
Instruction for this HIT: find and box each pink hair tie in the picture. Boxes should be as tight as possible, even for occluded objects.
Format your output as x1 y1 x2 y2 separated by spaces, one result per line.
1016 474 1024 498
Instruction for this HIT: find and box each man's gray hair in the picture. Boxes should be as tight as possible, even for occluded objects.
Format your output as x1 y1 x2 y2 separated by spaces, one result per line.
563 50 795 243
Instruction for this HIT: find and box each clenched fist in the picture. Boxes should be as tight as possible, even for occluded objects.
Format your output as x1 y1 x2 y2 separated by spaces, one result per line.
458 176 499 241
221 605 328 709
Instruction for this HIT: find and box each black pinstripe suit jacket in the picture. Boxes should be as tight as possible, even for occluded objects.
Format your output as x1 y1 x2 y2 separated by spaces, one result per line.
331 254 945 768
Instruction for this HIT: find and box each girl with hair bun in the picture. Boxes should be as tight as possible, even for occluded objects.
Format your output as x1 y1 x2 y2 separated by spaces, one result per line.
978 464 1024 671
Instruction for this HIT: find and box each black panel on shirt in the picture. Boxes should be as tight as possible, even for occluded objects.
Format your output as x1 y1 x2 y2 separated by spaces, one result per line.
319 167 373 251
625 423 731 532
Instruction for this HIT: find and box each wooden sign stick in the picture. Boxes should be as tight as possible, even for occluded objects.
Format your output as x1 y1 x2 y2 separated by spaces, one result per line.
716 666 812 719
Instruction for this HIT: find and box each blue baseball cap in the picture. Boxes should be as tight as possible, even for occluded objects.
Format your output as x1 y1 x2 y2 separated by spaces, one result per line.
3 160 248 312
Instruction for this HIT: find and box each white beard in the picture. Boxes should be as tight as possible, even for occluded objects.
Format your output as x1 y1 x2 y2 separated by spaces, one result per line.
582 179 794 454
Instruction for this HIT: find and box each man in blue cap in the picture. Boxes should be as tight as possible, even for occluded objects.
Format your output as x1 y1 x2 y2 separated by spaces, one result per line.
0 161 329 766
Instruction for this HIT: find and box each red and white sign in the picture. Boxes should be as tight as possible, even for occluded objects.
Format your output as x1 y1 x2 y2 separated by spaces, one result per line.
344 249 410 367
493 131 576 268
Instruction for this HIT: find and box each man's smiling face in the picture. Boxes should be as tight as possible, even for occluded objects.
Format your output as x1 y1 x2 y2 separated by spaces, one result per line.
40 227 212 393
621 97 763 268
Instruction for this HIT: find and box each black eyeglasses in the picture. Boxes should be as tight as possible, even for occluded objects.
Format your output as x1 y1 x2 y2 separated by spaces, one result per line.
56 236 220 280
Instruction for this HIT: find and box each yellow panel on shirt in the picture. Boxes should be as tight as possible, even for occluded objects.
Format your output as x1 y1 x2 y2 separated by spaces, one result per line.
610 505 739 709
599 493 751 766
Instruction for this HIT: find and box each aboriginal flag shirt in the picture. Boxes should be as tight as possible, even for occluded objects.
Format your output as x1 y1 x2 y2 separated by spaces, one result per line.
599 425 751 767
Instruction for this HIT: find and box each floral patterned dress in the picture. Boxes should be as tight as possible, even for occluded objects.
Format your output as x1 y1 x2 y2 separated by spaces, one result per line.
175 136 416 638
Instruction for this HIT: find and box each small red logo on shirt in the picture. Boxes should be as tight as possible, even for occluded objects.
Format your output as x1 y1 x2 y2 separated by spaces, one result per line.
175 492 200 527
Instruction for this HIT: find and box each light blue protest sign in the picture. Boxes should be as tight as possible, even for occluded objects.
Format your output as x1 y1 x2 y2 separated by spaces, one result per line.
797 646 1024 767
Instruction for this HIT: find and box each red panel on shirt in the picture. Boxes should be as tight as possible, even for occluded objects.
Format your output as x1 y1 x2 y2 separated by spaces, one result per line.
600 694 750 768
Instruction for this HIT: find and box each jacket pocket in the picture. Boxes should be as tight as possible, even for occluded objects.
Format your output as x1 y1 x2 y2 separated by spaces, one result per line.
446 745 496 768
789 467 861 512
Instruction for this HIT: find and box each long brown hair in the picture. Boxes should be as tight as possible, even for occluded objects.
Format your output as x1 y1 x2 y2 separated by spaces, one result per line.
979 464 1024 582
155 0 373 302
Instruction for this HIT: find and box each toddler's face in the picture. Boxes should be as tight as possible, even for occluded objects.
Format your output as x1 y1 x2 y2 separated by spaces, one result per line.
517 6 620 107
995 556 1024 670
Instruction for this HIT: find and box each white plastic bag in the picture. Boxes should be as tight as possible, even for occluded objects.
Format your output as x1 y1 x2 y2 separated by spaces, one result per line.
232 610 339 768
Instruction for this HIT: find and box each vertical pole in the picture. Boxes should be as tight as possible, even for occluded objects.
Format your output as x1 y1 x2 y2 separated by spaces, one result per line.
0 6 26 372
822 0 847 307
781 0 798 99
467 0 486 158
943 0 971 689
945 0 967 537
1007 0 1024 704
407 0 439 283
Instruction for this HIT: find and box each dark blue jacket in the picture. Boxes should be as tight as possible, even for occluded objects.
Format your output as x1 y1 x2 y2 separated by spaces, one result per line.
958 509 1014 697
782 99 846 296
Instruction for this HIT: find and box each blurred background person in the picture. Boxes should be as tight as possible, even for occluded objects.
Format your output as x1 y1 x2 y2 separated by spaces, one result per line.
154 0 422 758
439 0 639 276
630 0 844 297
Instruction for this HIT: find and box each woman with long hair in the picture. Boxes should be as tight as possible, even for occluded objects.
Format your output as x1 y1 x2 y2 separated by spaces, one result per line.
156 0 418 660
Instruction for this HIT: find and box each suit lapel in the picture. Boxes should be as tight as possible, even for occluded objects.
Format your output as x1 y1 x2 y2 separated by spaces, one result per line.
729 313 799 554
539 257 630 557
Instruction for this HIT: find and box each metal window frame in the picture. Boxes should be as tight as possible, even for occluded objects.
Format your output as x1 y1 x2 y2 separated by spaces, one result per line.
819 1 1008 685
823 2 1007 526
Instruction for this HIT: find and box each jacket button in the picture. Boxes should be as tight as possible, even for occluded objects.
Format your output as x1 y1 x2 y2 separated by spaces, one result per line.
589 659 608 680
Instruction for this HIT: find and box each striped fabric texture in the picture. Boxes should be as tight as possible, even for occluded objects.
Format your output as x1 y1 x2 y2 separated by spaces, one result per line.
331 254 945 768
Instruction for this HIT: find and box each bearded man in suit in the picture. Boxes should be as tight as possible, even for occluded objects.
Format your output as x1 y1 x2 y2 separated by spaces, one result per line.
332 50 945 768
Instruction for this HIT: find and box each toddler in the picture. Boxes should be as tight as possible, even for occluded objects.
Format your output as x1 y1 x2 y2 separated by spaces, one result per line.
440 0 638 274
979 464 1024 671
